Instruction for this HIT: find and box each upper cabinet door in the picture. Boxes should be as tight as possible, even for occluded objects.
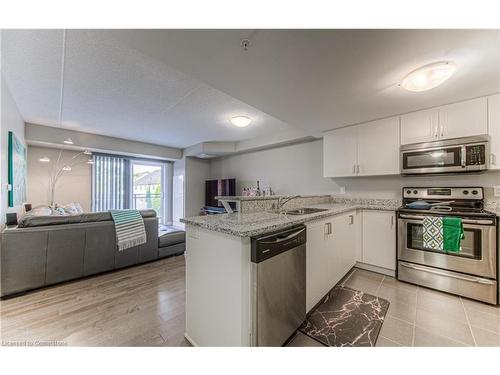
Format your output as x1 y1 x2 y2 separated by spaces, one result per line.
439 97 488 140
357 117 400 176
400 108 439 145
323 126 357 177
488 94 500 170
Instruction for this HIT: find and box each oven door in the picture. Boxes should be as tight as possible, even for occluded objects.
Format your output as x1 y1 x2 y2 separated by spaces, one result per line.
400 144 465 175
398 214 496 278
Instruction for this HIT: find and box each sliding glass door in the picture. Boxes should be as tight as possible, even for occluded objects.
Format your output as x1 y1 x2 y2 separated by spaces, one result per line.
131 161 165 223
92 154 172 224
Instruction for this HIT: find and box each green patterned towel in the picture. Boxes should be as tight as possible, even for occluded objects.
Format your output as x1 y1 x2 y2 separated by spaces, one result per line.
423 216 464 252
110 210 147 251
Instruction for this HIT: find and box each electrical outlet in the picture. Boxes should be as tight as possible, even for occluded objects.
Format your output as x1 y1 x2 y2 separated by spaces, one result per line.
339 186 346 194
494 186 500 197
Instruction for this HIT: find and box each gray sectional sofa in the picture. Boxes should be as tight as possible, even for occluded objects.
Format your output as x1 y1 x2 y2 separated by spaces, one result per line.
0 210 185 298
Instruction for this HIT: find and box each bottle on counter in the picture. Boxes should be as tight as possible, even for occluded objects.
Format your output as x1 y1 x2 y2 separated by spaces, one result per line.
256 180 261 196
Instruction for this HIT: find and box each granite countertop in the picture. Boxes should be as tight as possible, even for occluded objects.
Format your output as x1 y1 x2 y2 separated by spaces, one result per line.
215 194 330 201
181 200 400 237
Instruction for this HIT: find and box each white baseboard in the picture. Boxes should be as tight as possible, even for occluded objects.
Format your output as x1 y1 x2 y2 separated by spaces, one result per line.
355 262 395 277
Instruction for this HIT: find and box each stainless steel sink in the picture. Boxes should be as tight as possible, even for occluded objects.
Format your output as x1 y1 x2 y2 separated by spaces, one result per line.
283 207 328 215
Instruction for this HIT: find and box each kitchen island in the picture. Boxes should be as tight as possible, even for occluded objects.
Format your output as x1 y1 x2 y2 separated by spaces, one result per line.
180 197 399 346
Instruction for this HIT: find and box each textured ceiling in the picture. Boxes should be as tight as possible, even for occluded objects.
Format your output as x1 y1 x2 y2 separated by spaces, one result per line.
1 30 294 148
111 29 500 132
2 30 499 150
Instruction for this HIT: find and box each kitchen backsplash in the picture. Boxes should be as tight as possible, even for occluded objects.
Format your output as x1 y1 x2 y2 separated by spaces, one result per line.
239 195 331 213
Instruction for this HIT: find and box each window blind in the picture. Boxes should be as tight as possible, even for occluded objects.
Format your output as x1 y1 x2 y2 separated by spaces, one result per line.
91 154 130 212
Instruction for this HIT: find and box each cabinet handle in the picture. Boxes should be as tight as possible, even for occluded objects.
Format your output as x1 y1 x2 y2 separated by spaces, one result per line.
356 165 360 174
391 215 394 227
349 215 354 225
324 223 332 235
352 165 356 174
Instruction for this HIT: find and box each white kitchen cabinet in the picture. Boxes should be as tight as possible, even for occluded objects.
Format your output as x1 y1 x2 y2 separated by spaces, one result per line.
331 211 359 278
488 94 500 170
306 218 332 311
323 126 357 177
357 117 400 176
323 117 400 178
401 97 488 145
306 211 359 312
440 97 488 139
361 210 396 271
400 108 439 145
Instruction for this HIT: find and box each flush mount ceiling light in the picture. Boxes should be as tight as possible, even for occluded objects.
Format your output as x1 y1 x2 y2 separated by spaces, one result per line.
231 116 252 128
401 61 456 92
63 138 74 145
39 156 51 163
62 165 72 171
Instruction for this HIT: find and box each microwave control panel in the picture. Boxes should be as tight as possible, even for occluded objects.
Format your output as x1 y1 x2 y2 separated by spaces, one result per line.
466 144 485 165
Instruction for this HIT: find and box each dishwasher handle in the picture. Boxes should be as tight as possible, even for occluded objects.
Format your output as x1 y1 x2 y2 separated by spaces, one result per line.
259 228 306 244
251 225 306 263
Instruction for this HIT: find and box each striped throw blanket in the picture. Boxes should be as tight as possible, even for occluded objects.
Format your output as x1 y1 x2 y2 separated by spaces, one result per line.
110 210 147 251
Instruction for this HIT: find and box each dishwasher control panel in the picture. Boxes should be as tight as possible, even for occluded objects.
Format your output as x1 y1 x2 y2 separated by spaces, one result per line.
251 225 306 263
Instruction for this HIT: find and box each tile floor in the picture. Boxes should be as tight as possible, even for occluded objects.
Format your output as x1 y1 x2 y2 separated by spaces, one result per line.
339 268 499 346
290 267 500 347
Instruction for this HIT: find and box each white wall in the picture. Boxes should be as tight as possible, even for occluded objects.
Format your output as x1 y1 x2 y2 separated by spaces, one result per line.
210 139 500 199
172 157 185 225
184 157 210 217
26 146 92 211
25 123 182 161
1 77 25 227
210 140 337 196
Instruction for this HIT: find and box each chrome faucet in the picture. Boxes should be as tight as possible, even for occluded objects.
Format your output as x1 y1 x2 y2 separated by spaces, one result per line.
274 195 300 211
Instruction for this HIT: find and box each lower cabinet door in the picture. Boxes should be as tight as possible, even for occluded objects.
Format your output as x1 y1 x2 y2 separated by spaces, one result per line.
334 212 358 278
362 210 396 270
306 219 330 312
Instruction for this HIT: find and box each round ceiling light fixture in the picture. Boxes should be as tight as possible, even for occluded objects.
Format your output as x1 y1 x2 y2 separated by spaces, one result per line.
63 138 74 145
401 61 456 92
231 116 252 128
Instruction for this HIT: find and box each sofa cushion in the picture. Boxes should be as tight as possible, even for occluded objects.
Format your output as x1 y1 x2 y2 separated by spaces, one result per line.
17 209 157 228
158 226 186 248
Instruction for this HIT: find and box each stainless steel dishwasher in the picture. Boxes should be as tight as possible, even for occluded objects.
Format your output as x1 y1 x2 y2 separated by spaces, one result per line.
251 225 306 347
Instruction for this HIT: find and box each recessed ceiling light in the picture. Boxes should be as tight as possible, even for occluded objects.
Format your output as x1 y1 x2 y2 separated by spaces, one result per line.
231 116 252 128
62 165 72 171
401 61 456 92
39 156 51 163
63 138 74 145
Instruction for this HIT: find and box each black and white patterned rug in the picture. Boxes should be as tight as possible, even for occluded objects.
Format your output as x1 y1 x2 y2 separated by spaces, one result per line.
299 286 390 347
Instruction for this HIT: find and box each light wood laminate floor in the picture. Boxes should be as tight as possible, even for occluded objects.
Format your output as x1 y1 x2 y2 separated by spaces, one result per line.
0 255 190 346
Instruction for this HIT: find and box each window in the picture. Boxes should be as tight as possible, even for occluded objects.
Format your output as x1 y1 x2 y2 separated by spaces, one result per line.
92 154 172 224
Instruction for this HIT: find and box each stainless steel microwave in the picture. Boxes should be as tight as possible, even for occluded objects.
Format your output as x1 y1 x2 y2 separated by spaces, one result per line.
400 135 490 176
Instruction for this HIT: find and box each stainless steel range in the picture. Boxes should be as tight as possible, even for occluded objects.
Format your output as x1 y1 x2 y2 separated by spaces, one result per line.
397 187 498 304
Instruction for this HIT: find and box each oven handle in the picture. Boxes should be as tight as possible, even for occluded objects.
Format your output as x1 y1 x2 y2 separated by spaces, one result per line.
399 262 496 285
398 214 494 225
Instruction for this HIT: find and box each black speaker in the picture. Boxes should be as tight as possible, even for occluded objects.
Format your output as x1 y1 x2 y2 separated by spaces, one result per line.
6 213 18 226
